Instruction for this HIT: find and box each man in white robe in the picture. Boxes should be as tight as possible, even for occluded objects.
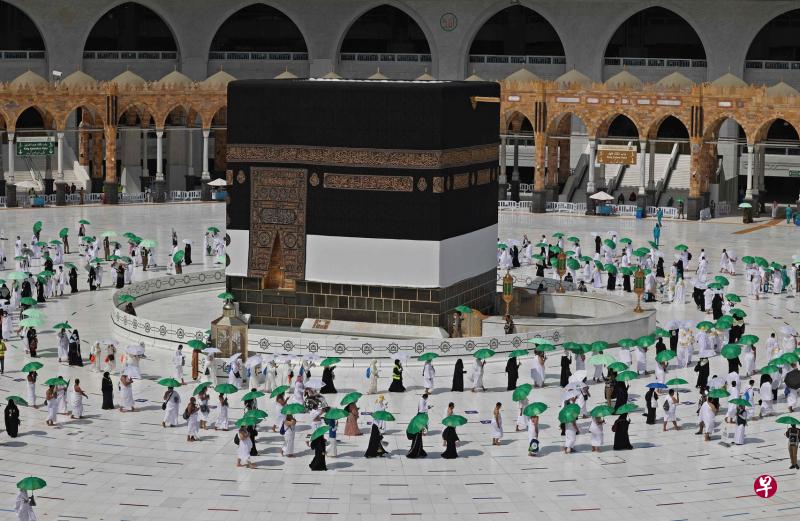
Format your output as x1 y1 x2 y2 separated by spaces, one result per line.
422 360 435 393
173 345 185 384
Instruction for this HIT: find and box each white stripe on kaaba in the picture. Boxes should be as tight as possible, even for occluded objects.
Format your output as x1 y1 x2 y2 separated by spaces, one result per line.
225 229 250 278
305 224 497 288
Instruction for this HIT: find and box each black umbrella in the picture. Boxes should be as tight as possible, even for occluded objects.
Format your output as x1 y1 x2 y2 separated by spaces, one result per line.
784 369 800 390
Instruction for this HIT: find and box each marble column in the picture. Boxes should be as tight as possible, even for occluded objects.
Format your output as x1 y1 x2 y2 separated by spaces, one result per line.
510 136 520 202
498 136 507 200
201 129 211 201
153 130 166 203
103 127 118 204
5 132 16 207
55 132 66 205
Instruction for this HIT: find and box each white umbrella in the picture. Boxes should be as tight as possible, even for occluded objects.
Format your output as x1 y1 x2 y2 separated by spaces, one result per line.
15 180 38 189
122 366 140 379
568 370 587 383
126 344 145 356
666 320 680 330
303 354 321 362
100 339 117 345
387 352 410 362
305 377 323 390
182 239 193 245
245 355 263 369
781 326 797 336
202 347 221 355
590 191 614 201
228 353 242 362
207 178 228 187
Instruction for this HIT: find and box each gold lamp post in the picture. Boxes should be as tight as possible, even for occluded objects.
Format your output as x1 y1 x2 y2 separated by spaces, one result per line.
502 270 514 316
211 297 249 359
633 268 645 313
556 252 567 293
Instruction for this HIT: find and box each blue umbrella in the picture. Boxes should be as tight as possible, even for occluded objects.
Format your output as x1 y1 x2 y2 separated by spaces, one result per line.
646 382 668 389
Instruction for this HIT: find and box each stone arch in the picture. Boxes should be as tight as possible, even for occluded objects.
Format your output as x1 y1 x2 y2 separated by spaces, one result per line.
595 112 643 140
703 115 750 144
12 105 55 132
467 4 565 57
545 111 592 137
155 103 194 129
201 103 227 130
645 113 691 141
209 3 308 53
746 8 800 61
117 102 155 125
753 117 800 144
83 1 180 55
0 1 46 51
603 5 707 60
336 2 435 57
58 103 106 132
502 109 534 134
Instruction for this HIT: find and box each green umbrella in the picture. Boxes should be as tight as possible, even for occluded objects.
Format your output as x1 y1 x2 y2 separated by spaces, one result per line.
619 237 632 245
608 362 628 372
653 328 669 337
7 271 26 281
617 338 636 349
594 260 604 270
603 239 616 249
64 262 77 270
549 245 562 254
741 255 755 265
566 258 581 270
242 390 265 401
473 348 496 360
140 239 157 248
208 226 220 233
616 370 638 382
20 297 37 306
776 416 800 426
531 343 556 352
563 342 583 353
707 282 723 291
116 294 136 304
44 377 68 386
589 354 615 366
21 362 43 373
552 232 565 238
235 416 262 427
186 339 206 351
497 243 508 250
512 383 533 402
591 341 609 352
708 389 730 399
725 293 741 303
666 378 688 386
158 378 181 387
215 383 239 394
739 334 758 345
759 365 780 375
193 382 212 395
21 309 45 319
755 257 769 268
442 415 468 427
453 305 472 314
615 403 638 414
172 251 185 264
79 219 90 225
244 409 268 420
90 258 104 264
418 352 439 362
7 395 28 406
605 264 618 275
508 349 529 358
579 255 593 262
729 398 751 407
714 275 729 285
32 221 43 234
720 344 741 359
619 267 634 276
340 392 362 406
281 403 306 415
310 425 330 441
407 412 429 435
108 255 120 261
101 231 117 238
558 403 581 423
324 408 349 420
567 236 581 243
656 350 676 363
16 477 46 491
372 410 395 422
59 227 69 238
52 322 72 330
49 239 62 245
81 236 95 243
535 242 548 248
779 352 800 365
123 232 137 240
217 292 235 301
696 321 714 331
18 318 42 328
674 244 688 251
523 402 548 417
320 357 341 367
632 248 648 258
715 318 733 330
739 202 752 209
530 254 545 261
636 335 655 347
590 404 615 417
269 385 289 398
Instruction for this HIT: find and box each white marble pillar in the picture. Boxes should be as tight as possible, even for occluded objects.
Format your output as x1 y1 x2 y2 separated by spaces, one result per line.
141 129 149 177
57 132 64 181
745 144 755 198
7 132 14 183
648 143 656 190
638 140 647 194
155 130 164 181
587 140 596 193
201 130 210 180
187 129 194 177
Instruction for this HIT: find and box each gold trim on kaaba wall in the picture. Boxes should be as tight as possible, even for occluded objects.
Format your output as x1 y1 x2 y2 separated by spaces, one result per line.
227 143 498 170
323 173 413 192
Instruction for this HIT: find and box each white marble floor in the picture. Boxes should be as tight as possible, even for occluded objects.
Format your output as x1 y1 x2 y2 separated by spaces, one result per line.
0 205 798 520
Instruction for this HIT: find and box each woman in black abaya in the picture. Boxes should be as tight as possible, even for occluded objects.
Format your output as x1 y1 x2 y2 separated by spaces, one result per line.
441 425 459 459
559 353 572 388
67 331 83 366
644 387 657 425
320 366 336 394
613 413 633 450
406 429 427 458
101 372 114 409
613 381 628 411
451 359 465 392
69 267 79 293
505 356 520 390
364 423 387 458
309 434 327 471
4 400 20 437
388 360 405 393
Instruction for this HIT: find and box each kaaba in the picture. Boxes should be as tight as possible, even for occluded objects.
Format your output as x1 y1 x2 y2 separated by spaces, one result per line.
225 79 499 331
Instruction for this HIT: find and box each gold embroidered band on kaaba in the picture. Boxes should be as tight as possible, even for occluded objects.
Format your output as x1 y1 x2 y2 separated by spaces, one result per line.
227 143 498 170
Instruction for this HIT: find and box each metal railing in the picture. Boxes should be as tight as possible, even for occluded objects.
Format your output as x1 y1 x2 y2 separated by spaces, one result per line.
655 143 680 206
208 51 308 61
604 57 707 68
745 60 800 70
544 201 586 214
3 190 204 208
0 50 46 59
716 201 731 217
339 53 431 63
469 55 566 65
83 50 178 60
